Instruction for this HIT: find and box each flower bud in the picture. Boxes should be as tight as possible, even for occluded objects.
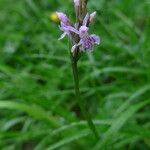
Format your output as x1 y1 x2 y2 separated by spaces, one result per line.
74 0 80 6
90 11 97 23
56 12 69 24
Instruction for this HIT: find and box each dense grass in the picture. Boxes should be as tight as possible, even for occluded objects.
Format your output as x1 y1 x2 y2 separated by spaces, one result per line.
0 0 150 149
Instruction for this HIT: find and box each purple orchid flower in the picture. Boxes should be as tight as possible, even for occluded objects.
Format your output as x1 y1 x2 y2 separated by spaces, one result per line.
56 12 79 40
77 25 100 51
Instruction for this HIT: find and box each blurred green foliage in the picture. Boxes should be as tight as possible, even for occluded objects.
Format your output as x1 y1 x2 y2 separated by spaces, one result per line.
0 0 150 149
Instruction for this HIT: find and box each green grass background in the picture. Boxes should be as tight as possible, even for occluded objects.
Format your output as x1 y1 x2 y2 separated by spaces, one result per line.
0 0 150 149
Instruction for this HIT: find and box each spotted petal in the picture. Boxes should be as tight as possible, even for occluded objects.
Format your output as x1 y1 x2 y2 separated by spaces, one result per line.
90 34 100 45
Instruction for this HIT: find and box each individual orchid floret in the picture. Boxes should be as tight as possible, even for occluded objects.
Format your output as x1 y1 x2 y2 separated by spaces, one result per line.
72 25 100 52
56 12 79 40
71 12 100 52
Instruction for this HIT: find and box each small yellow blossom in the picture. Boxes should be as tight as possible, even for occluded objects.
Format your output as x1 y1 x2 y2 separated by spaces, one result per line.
50 12 59 22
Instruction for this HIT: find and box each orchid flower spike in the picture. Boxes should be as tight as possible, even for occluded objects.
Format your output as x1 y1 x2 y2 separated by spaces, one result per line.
56 0 100 139
57 0 100 53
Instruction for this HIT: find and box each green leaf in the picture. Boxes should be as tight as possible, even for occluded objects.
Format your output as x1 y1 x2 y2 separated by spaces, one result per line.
94 100 150 149
0 101 59 128
46 129 90 150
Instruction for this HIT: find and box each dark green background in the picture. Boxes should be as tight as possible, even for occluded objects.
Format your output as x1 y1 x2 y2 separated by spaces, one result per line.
0 0 150 149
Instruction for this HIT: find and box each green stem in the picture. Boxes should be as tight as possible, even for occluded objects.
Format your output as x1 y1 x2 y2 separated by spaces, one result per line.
71 55 99 139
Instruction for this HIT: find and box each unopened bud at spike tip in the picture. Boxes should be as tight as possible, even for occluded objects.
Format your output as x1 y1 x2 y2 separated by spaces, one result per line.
74 0 80 6
57 2 100 53
90 11 97 23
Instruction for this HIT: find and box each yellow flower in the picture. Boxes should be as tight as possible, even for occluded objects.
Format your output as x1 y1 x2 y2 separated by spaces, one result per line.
50 12 59 22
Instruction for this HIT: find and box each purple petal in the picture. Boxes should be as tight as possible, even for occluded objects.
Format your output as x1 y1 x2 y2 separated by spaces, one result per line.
79 26 89 38
87 45 94 52
90 34 100 45
77 39 83 46
56 12 69 24
79 26 89 32
65 26 79 34
83 13 90 26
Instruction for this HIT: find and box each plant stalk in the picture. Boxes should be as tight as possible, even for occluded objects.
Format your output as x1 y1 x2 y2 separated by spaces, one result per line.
71 54 99 139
